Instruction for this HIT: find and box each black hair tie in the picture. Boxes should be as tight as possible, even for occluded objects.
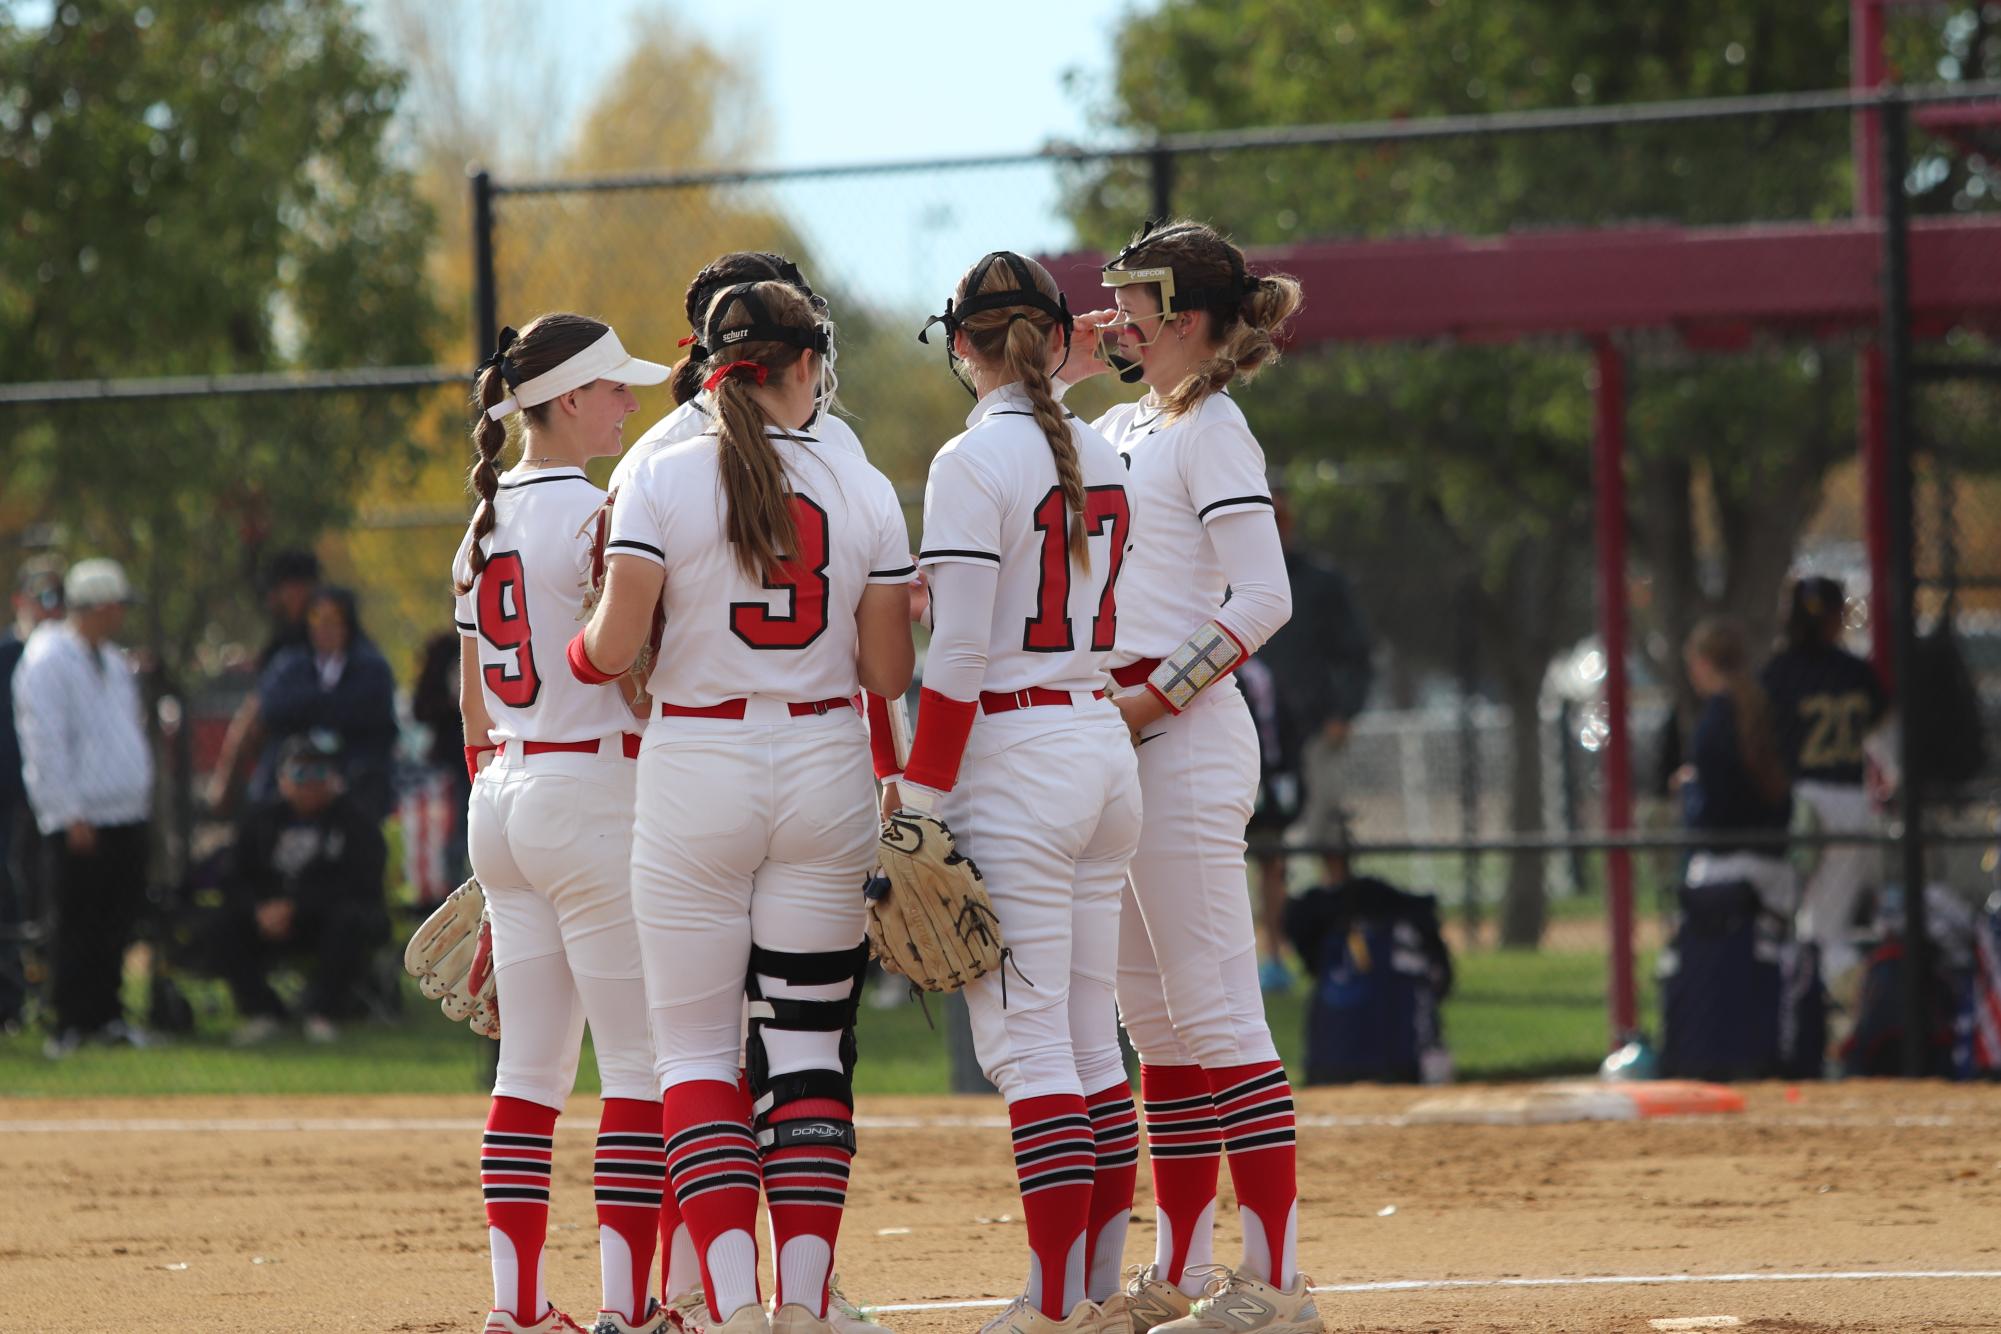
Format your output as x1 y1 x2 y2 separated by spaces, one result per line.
475 326 521 389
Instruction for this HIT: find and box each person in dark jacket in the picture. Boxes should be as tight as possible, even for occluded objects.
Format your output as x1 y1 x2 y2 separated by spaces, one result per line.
409 629 470 890
1248 487 1374 989
214 731 388 1043
253 586 399 819
1759 576 1886 984
206 549 320 814
1675 617 1796 916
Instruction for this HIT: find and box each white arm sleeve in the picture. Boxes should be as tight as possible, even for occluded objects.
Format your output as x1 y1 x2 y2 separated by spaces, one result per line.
1206 508 1293 655
918 560 999 703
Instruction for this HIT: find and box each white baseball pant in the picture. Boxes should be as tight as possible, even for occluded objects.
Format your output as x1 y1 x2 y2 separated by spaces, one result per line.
632 709 877 1090
1116 683 1281 1069
469 743 656 1109
943 699 1143 1102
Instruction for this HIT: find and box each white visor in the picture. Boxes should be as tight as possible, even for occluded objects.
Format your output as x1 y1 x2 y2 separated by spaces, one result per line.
486 328 670 421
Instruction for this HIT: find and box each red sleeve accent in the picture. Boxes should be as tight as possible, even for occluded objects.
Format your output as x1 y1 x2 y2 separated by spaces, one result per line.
567 629 619 685
865 692 901 779
901 687 979 793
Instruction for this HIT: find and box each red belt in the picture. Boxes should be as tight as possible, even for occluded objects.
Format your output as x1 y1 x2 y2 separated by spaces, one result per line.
501 734 642 759
979 687 1107 715
1109 659 1160 688
658 696 854 719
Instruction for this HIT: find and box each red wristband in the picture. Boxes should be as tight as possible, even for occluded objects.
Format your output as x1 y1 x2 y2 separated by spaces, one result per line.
465 744 496 783
901 687 979 793
567 629 619 685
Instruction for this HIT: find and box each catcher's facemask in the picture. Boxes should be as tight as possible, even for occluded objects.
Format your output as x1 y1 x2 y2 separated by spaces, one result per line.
917 250 1074 399
703 281 831 361
1098 219 1260 382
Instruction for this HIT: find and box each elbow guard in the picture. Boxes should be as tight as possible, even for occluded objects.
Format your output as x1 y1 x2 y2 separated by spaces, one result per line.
1145 619 1248 715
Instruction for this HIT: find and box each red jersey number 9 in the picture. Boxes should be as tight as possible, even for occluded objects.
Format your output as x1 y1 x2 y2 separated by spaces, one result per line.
476 550 542 707
731 494 831 650
1023 484 1132 653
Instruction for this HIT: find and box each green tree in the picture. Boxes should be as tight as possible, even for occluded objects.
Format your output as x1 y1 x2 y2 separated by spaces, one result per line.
1076 0 1994 945
0 0 442 677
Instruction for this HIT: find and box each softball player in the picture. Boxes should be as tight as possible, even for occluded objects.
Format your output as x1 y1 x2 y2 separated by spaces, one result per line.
573 280 914 1334
608 252 864 502
455 314 673 1334
898 252 1140 1334
602 252 889 1334
1062 221 1318 1334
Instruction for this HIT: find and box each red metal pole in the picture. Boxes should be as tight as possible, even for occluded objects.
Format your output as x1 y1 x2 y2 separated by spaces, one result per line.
1854 0 1896 682
1592 336 1636 1043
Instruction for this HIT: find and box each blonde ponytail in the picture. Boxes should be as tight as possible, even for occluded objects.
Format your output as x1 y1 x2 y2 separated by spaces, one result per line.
1160 272 1304 420
710 372 799 582
1002 317 1089 571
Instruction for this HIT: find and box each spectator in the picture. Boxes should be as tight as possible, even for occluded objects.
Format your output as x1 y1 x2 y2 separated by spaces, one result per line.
1248 486 1374 989
12 558 154 1057
1675 617 1795 916
0 559 65 1029
253 586 398 819
212 730 388 1044
409 629 471 890
206 548 321 813
1760 576 1887 986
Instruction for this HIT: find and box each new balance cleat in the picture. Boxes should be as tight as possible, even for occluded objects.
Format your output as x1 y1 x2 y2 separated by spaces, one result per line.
1121 1265 1194 1334
1147 1271 1321 1334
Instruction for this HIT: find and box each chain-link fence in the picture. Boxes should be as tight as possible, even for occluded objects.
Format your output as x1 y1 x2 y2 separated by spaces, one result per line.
4 81 2000 1082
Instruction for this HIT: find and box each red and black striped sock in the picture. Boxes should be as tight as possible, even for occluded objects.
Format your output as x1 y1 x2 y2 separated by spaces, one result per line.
664 1079 763 1322
482 1095 557 1322
1084 1080 1140 1302
595 1097 665 1323
1009 1093 1096 1318
659 1072 752 1304
763 1096 855 1318
1206 1060 1298 1289
1139 1063 1220 1293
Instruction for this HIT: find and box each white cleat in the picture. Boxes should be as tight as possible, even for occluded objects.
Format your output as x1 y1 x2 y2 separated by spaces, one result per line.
978 1296 1105 1334
665 1290 711 1334
1145 1269 1322 1334
1121 1265 1194 1334
596 1299 672 1334
770 1302 837 1334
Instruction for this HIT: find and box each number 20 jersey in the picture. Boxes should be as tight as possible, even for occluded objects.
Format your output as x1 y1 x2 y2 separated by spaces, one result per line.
452 465 636 744
917 386 1133 696
607 426 913 707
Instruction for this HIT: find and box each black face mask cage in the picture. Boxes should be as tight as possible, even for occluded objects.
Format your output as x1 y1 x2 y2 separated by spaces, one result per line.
702 283 832 367
917 251 1074 398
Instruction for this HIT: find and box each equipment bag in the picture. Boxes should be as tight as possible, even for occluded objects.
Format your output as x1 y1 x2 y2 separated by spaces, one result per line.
1660 880 1825 1081
1286 876 1451 1085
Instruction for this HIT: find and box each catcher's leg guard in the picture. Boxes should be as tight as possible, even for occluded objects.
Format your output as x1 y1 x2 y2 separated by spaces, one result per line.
747 941 868 1317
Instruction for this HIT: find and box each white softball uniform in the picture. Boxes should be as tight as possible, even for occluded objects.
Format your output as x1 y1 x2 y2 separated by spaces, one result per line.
452 463 653 1110
910 383 1143 1101
1092 391 1293 1068
607 427 910 1089
609 396 866 497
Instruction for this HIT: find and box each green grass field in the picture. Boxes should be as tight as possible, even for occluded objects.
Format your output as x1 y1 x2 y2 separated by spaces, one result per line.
0 945 1653 1098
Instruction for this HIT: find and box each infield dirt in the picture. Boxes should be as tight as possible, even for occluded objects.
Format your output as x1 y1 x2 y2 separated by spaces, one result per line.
3 1081 1999 1332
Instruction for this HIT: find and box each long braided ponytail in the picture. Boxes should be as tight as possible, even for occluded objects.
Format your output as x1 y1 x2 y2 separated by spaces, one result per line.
956 255 1088 570
454 313 608 595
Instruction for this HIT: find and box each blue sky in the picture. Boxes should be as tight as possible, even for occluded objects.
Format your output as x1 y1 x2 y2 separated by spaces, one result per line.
376 0 1151 307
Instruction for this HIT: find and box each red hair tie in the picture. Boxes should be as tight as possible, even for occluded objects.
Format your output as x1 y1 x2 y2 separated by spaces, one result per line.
677 333 698 347
703 360 769 392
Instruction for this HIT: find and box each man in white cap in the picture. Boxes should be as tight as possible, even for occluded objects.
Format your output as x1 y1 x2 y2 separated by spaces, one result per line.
11 557 155 1056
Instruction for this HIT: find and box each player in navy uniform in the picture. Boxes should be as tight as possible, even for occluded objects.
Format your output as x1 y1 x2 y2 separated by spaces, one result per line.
1759 576 1887 982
